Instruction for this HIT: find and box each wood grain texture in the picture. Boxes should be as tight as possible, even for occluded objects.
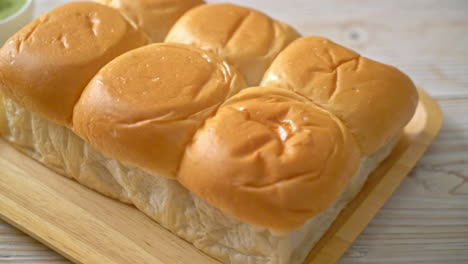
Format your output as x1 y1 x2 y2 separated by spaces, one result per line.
0 0 467 263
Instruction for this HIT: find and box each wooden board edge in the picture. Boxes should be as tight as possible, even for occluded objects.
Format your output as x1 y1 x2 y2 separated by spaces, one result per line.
0 185 88 264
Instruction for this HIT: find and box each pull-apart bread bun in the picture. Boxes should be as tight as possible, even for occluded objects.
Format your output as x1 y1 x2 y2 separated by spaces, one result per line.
94 0 205 42
178 87 361 231
0 2 148 127
262 36 419 155
165 3 300 86
73 43 246 178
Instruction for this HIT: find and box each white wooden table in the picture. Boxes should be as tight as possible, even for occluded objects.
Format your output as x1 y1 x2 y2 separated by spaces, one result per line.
1 0 467 263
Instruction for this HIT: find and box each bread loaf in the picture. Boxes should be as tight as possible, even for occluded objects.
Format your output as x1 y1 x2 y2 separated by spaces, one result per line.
165 3 300 86
261 36 418 155
178 87 361 231
0 2 148 127
0 1 418 263
94 0 205 42
73 43 246 178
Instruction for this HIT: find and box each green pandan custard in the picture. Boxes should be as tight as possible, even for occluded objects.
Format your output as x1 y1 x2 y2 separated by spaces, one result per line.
0 0 27 21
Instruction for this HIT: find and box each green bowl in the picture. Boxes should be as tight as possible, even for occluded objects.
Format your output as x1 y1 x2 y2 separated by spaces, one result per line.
0 0 33 45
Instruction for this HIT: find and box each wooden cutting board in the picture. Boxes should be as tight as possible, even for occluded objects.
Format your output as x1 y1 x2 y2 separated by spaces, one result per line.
0 88 442 264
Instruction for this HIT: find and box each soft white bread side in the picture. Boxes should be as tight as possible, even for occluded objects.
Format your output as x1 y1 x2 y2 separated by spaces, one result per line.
1 99 132 202
165 3 300 86
72 43 246 179
261 36 419 155
0 97 398 264
0 2 148 127
94 0 205 42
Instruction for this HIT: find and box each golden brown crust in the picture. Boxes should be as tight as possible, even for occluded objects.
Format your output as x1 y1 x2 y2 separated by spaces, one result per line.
72 43 246 178
95 0 205 42
178 87 361 231
165 3 300 86
0 2 148 127
261 36 419 155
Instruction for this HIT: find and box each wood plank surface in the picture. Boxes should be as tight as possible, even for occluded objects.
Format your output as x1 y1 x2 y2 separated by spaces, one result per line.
1 0 467 263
